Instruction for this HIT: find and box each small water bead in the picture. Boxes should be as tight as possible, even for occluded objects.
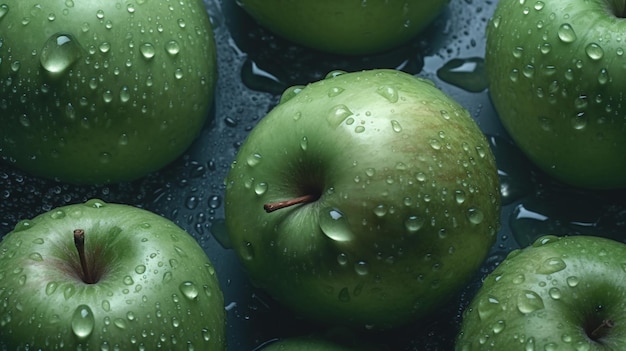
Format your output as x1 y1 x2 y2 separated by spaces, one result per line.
253 182 268 195
390 120 402 133
376 85 399 103
477 295 502 320
548 287 562 300
517 290 545 314
598 68 610 85
327 104 353 127
404 216 425 234
467 208 484 224
319 207 354 242
40 33 83 76
585 43 604 61
71 305 95 339
354 261 369 276
0 4 8 20
246 153 262 167
328 87 345 97
537 257 566 274
557 23 577 43
179 281 199 300
140 43 156 59
165 40 181 56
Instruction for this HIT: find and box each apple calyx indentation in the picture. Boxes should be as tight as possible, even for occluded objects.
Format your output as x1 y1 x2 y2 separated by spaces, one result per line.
588 319 615 342
73 229 96 284
264 194 319 213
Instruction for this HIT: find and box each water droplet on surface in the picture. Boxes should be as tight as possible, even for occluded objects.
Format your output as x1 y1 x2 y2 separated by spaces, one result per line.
391 120 402 133
477 295 502 320
179 281 199 300
254 182 268 195
557 23 577 43
537 257 566 274
327 104 353 127
404 216 425 234
320 208 354 242
467 208 484 224
585 43 604 60
328 87 345 97
566 276 579 287
140 43 156 59
376 86 399 103
40 33 83 76
0 4 9 20
517 290 544 314
165 40 181 56
71 305 95 339
246 153 262 167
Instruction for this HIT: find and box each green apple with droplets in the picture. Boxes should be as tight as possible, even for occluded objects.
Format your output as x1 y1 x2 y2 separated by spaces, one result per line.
224 69 501 329
237 0 450 55
486 0 626 189
456 235 626 350
0 199 226 350
0 0 217 184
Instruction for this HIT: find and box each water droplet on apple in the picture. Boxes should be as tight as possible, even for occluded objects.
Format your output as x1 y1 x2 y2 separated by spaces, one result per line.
492 319 506 334
135 265 146 274
566 276 579 287
557 23 577 43
537 257 566 274
0 4 8 20
328 87 345 97
404 216 424 234
254 182 268 195
179 281 199 300
163 271 173 283
300 136 308 151
466 208 484 224
391 120 402 133
279 85 305 104
165 40 180 56
40 33 83 76
319 207 354 242
140 42 156 59
101 299 111 312
246 153 262 167
45 282 58 295
477 295 502 320
114 318 127 329
71 304 95 339
517 290 544 314
337 253 348 266
585 43 604 61
597 68 610 85
512 274 525 284
376 86 399 103
28 252 43 261
354 261 369 276
327 104 353 127
123 275 134 285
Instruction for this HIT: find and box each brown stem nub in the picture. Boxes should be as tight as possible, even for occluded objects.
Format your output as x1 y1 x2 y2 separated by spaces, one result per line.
591 319 615 339
264 194 318 213
73 229 94 284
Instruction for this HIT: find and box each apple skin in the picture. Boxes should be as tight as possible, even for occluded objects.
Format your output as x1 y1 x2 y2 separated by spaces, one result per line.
237 0 450 55
224 69 501 329
485 0 626 189
0 0 217 184
260 336 362 351
0 199 226 350
456 235 626 350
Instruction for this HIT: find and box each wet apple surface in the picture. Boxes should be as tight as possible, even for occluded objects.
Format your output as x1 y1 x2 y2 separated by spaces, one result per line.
1 0 625 350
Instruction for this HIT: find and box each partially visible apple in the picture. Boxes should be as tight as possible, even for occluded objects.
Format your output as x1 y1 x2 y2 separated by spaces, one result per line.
0 199 226 350
0 0 217 184
224 69 501 329
237 0 450 55
260 336 364 351
456 235 626 350
485 0 626 189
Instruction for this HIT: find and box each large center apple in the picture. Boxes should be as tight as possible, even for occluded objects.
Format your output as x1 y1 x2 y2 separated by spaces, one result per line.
486 0 626 189
224 69 501 329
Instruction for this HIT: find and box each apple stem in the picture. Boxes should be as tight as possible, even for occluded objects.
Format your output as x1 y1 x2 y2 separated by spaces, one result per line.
73 229 94 284
591 319 614 339
264 194 318 213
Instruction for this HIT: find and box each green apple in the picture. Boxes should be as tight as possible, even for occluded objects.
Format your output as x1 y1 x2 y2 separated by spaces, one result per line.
485 0 626 189
224 69 501 329
237 0 450 55
260 336 362 351
0 199 226 350
0 0 217 184
456 235 626 350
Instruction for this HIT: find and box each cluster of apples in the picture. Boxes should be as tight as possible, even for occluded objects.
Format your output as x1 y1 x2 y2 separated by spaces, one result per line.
0 0 624 350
